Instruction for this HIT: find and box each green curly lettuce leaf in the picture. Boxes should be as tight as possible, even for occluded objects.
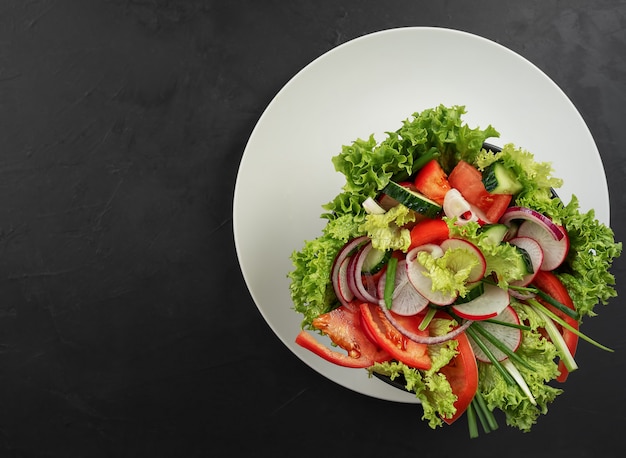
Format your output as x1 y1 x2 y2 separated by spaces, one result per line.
447 219 527 287
323 104 499 221
288 215 364 329
358 204 415 252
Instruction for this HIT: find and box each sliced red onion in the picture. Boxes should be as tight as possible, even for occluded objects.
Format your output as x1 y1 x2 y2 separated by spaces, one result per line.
331 236 368 306
347 241 379 304
378 301 473 345
500 206 564 241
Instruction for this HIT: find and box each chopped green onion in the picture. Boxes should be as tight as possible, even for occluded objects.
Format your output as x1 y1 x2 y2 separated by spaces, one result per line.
471 323 534 371
532 288 580 321
529 299 614 352
502 359 536 405
383 257 398 309
483 318 532 332
467 402 479 439
418 306 437 331
471 398 490 435
466 326 516 386
531 304 578 373
474 391 498 432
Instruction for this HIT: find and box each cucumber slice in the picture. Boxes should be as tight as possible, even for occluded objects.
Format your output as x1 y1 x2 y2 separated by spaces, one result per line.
453 281 485 304
482 161 523 195
382 181 442 218
361 247 391 274
479 224 509 245
512 245 535 275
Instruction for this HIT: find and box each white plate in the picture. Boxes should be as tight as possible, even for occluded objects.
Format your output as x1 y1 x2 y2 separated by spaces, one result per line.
233 27 609 403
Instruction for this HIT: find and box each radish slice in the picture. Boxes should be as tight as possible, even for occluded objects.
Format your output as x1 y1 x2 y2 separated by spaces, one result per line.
347 242 379 304
517 220 570 270
508 236 544 287
451 283 510 320
406 244 457 305
500 206 564 241
331 236 368 306
469 305 522 362
378 301 474 345
377 260 429 316
440 238 487 283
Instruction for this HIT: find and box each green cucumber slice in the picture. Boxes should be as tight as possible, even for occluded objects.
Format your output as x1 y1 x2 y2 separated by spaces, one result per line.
382 181 442 217
479 224 509 245
361 247 391 274
482 161 523 195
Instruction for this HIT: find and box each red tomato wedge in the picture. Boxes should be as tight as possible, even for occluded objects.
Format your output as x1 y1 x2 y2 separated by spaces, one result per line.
408 218 450 250
359 302 432 370
414 159 452 205
295 303 391 368
448 160 512 223
433 312 479 425
531 270 579 382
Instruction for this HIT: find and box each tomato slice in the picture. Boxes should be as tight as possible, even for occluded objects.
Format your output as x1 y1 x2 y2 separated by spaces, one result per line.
531 270 579 382
414 159 452 205
448 160 512 223
359 302 431 370
432 312 479 425
408 218 450 250
295 303 391 368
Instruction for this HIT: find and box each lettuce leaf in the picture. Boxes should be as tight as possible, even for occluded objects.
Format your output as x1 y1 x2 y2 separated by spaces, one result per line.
550 196 622 317
447 220 527 287
358 204 415 252
416 249 478 297
288 215 364 329
323 104 499 221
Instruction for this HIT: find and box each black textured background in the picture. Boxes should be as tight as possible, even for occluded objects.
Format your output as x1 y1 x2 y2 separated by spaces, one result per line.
0 1 625 457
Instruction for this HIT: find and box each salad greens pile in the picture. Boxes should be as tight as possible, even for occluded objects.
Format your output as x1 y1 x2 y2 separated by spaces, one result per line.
288 104 621 433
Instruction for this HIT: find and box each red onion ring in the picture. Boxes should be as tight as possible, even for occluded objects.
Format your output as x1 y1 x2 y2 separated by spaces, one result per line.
378 301 473 345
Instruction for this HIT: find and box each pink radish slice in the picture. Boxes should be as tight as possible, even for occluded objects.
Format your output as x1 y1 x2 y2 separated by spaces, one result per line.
405 244 457 306
508 236 544 287
440 238 487 283
331 236 368 305
451 283 510 320
469 305 522 363
516 220 569 270
377 260 429 316
347 241 379 304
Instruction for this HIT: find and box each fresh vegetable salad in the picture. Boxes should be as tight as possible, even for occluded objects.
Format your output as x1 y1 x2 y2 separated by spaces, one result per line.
288 105 621 436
